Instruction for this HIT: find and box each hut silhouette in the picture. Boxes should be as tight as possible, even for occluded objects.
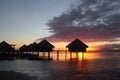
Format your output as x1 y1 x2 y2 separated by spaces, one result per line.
19 43 39 60
19 44 28 52
66 39 88 59
0 41 15 55
37 39 55 59
37 39 54 52
28 42 38 52
0 41 15 60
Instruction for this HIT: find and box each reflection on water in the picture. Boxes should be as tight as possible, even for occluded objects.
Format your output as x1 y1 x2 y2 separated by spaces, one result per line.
0 52 120 80
51 51 120 61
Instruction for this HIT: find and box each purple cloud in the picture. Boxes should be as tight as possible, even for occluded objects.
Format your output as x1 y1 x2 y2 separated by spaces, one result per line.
98 44 120 51
39 0 120 43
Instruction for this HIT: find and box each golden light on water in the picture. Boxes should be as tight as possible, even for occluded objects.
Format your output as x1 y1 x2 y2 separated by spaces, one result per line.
77 52 103 60
78 52 83 59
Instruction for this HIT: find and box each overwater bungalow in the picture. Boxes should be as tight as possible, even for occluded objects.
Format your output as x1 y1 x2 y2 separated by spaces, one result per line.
28 42 38 52
19 43 39 60
0 41 15 60
37 39 54 52
18 40 54 60
66 39 88 59
0 41 15 54
19 44 28 53
37 39 55 59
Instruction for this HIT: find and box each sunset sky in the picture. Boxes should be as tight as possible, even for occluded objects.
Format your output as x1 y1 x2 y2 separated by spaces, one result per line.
0 0 120 51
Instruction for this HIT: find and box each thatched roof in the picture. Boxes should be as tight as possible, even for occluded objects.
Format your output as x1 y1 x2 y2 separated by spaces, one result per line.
28 42 38 51
37 39 54 52
0 41 14 52
37 39 54 48
66 39 88 48
19 44 28 52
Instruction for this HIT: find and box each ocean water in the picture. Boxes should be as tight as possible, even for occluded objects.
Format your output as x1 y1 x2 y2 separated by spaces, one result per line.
0 52 120 80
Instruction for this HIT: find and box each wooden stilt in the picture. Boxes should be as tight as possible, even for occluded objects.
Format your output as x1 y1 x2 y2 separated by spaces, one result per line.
42 52 45 58
42 52 43 58
57 50 59 61
76 52 79 59
37 52 39 56
82 52 84 60
65 50 67 61
70 52 72 59
48 52 50 59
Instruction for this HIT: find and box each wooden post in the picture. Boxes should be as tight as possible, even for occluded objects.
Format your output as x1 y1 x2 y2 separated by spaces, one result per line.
37 52 39 56
70 52 72 59
48 52 50 59
42 52 44 58
42 52 45 58
82 52 84 60
57 50 59 61
76 52 78 59
65 50 67 61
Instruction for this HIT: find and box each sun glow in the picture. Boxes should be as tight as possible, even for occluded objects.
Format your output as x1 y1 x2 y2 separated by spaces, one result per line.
52 42 99 51
77 52 103 60
14 41 33 50
86 41 110 51
14 41 108 51
87 47 95 51
78 52 83 59
52 42 69 50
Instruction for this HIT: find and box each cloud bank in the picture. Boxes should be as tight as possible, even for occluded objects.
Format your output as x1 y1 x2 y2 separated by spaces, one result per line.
39 0 120 43
98 44 120 51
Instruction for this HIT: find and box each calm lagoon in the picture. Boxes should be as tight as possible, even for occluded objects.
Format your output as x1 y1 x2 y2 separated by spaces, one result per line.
0 52 120 80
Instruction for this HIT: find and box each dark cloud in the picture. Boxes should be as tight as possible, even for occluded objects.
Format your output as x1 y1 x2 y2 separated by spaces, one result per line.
39 0 120 43
98 44 120 51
